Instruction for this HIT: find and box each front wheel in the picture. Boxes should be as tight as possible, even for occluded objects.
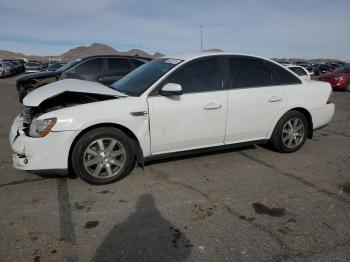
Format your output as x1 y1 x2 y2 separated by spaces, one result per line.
71 127 135 185
269 111 309 153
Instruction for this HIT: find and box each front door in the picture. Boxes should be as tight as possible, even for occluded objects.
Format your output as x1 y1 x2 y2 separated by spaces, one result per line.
148 57 227 155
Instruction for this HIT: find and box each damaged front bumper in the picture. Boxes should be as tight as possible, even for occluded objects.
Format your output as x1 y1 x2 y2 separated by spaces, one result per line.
10 114 77 171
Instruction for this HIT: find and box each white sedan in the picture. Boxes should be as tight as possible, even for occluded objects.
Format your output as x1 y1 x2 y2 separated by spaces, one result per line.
10 53 335 184
285 65 311 80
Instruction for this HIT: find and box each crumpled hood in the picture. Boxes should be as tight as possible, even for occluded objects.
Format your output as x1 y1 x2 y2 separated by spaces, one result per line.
23 79 127 107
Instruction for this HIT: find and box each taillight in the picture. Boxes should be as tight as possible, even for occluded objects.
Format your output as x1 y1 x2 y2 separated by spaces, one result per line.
326 90 333 104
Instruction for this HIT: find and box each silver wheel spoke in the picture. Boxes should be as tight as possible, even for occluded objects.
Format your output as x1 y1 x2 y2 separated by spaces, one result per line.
86 149 98 156
283 134 291 142
85 158 99 167
93 163 103 176
107 140 117 151
110 159 122 167
105 163 113 176
111 149 124 158
97 139 105 151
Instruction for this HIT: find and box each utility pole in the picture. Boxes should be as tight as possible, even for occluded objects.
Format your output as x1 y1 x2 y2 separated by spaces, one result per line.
200 25 203 53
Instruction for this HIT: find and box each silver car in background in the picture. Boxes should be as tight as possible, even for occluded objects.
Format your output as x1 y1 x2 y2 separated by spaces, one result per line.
0 60 11 78
25 62 42 74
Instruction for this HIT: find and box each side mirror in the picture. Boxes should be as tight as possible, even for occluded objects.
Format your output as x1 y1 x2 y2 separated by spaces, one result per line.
159 83 183 96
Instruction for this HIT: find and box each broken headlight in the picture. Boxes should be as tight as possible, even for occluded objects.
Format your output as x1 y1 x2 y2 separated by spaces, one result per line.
29 117 57 137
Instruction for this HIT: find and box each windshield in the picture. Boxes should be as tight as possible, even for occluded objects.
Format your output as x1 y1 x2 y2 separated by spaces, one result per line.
111 58 183 96
57 59 81 72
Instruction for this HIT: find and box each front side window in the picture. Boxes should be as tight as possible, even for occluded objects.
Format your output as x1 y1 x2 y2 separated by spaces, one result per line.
228 58 276 88
73 58 104 74
164 58 221 93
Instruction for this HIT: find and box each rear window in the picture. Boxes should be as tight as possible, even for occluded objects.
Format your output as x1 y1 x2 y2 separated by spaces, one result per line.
267 62 302 85
289 67 307 76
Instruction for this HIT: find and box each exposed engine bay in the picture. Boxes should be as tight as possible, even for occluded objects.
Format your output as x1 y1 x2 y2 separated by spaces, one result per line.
22 91 118 131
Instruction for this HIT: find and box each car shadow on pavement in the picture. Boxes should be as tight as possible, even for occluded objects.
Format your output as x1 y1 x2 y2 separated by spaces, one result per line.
93 194 192 262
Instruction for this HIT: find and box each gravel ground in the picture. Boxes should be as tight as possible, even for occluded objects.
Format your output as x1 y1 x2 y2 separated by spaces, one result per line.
0 76 349 262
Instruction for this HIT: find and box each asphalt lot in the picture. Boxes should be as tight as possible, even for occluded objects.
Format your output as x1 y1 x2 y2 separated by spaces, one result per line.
0 76 349 262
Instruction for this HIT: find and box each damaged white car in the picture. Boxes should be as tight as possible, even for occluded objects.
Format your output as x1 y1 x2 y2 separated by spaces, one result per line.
10 53 335 184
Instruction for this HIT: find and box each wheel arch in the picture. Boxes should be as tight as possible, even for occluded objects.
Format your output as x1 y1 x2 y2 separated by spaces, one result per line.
272 107 313 139
291 107 313 138
68 122 144 174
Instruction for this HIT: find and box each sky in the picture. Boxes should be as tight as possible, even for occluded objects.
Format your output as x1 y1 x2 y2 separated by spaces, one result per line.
0 0 349 60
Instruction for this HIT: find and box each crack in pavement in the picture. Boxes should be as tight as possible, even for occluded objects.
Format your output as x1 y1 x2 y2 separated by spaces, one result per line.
322 130 350 138
147 164 350 260
147 166 289 251
239 152 350 205
269 238 350 262
56 179 79 262
0 178 49 188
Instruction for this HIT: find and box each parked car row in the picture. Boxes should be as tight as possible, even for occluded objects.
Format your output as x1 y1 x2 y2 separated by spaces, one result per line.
0 59 26 78
16 55 152 102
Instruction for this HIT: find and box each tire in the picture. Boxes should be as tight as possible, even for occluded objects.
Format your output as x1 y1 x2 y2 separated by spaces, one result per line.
269 111 309 153
1 72 4 79
71 127 135 185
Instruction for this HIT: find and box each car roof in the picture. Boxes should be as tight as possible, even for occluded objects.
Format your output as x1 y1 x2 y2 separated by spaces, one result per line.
78 55 152 61
163 52 280 63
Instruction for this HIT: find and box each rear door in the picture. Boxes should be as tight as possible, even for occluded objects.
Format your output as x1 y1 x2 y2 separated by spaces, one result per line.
224 56 287 144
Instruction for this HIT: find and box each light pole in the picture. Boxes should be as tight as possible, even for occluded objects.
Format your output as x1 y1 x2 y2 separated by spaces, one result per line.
200 25 203 53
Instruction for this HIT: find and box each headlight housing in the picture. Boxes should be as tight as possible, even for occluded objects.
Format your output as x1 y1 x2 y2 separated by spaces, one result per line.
29 117 57 137
334 76 344 81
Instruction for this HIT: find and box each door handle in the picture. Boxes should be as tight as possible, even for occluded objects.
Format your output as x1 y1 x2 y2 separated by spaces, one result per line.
204 103 222 110
98 77 104 81
269 96 283 102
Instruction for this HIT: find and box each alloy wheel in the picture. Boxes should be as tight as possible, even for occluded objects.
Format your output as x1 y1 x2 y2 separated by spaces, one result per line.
83 138 126 178
281 118 305 149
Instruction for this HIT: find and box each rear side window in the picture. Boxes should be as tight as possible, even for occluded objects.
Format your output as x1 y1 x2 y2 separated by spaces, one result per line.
164 58 221 93
289 67 307 76
267 62 302 85
107 58 132 73
73 58 104 74
228 58 276 88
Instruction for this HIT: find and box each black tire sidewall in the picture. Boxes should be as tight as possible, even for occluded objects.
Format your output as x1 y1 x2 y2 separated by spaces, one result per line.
271 111 309 153
71 127 135 185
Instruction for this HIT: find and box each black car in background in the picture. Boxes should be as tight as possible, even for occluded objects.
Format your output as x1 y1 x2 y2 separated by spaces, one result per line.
314 64 334 76
43 62 66 72
16 55 152 102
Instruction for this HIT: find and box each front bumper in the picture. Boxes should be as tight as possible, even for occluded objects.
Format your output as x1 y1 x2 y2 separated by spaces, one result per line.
10 115 77 171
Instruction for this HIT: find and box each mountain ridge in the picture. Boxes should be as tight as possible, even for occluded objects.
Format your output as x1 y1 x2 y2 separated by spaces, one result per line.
0 43 165 62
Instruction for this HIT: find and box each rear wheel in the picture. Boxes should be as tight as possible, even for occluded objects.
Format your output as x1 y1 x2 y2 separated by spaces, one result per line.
1 71 4 79
71 127 135 185
269 111 309 153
